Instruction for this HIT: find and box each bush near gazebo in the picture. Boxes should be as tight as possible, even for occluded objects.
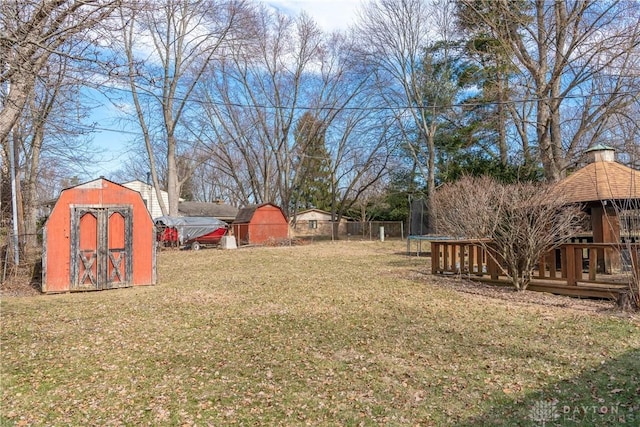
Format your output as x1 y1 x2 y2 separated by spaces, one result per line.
435 176 584 291
611 198 640 311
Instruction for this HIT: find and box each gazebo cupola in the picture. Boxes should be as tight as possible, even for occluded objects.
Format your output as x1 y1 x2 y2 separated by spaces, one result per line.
586 143 616 163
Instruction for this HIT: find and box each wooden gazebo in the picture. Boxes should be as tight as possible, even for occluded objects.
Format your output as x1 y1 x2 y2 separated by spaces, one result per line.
552 145 640 273
428 145 639 299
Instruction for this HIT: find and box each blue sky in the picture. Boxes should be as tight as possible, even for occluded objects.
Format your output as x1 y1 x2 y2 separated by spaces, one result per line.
87 0 362 180
266 0 361 31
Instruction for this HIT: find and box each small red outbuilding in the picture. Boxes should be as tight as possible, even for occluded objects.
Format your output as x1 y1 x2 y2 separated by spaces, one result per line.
42 178 156 293
232 203 289 245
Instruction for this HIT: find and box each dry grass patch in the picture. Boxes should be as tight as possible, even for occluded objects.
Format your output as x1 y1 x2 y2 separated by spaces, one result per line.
2 240 639 426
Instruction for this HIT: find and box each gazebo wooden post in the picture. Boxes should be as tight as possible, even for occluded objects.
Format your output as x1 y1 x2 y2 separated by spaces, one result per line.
588 248 598 281
592 204 621 274
547 252 556 278
479 246 487 276
487 244 499 280
565 245 577 286
468 243 475 274
631 248 640 285
457 244 465 273
443 243 450 272
431 242 440 275
560 246 568 279
487 257 499 280
537 255 546 279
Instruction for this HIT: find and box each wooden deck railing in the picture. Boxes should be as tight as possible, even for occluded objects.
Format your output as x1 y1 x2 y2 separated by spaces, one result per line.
429 239 640 298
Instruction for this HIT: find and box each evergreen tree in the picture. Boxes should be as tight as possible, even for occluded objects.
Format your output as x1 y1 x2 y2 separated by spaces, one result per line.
455 1 527 166
291 112 332 212
425 6 542 184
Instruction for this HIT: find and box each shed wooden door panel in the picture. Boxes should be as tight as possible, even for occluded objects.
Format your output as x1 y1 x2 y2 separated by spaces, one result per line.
106 210 132 289
71 207 133 290
77 212 99 289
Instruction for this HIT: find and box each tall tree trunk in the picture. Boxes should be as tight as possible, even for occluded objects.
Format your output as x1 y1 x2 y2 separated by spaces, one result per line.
23 126 44 249
10 132 25 253
427 124 437 234
0 75 33 145
497 69 508 165
166 134 180 216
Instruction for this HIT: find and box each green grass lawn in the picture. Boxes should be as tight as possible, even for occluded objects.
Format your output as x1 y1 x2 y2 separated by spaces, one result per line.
1 240 639 426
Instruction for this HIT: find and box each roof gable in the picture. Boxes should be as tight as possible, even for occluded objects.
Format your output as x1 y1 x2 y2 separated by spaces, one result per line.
67 177 126 192
298 208 331 215
297 209 334 221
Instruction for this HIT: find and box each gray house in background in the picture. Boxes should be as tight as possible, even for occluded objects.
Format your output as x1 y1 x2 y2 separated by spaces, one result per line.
178 201 239 223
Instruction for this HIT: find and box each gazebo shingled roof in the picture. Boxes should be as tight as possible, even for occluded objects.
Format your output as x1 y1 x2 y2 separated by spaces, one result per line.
553 160 640 204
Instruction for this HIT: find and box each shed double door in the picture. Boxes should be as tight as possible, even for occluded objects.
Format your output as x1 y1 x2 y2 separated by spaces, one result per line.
71 206 133 290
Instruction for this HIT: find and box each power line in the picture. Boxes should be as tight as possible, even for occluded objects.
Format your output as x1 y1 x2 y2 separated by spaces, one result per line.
86 78 640 115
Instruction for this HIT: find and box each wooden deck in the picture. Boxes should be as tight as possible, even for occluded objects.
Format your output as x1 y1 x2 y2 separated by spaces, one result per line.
429 239 639 300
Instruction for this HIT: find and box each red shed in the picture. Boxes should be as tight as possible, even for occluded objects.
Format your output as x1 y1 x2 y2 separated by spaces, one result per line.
232 203 289 245
42 178 156 293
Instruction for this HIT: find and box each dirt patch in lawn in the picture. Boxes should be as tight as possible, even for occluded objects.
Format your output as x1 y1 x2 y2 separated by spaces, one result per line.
403 268 637 319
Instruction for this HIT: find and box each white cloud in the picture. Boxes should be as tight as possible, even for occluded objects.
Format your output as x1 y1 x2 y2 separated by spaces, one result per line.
267 0 362 32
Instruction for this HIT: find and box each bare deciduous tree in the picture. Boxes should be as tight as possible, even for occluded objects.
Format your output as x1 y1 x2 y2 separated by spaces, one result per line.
115 0 248 216
353 0 460 233
1 0 118 259
1 0 118 144
460 0 640 181
12 53 98 249
195 6 388 221
327 112 395 234
195 7 325 213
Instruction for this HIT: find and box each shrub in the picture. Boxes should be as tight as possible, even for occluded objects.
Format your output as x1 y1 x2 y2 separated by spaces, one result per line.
435 176 584 291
